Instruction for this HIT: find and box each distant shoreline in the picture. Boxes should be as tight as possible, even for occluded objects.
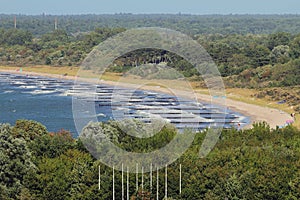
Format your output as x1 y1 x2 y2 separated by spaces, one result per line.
0 68 292 129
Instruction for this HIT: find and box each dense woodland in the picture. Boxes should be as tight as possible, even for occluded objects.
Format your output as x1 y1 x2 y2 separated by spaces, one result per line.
0 120 299 200
2 14 300 35
0 15 300 89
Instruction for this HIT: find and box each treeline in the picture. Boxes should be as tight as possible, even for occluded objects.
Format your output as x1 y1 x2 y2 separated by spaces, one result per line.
2 14 300 35
1 26 300 87
197 32 300 87
0 120 299 199
0 28 125 67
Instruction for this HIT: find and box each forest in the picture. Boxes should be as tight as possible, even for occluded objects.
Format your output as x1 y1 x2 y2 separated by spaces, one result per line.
1 14 300 89
1 14 300 36
0 120 299 200
0 26 300 89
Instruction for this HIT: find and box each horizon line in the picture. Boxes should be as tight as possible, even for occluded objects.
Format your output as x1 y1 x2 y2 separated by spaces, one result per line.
0 13 300 16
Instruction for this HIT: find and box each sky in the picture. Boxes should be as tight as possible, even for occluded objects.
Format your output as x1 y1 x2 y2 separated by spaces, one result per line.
0 0 299 15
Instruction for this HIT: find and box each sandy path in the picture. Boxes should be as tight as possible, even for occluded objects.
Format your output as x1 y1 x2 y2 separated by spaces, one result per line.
0 69 292 129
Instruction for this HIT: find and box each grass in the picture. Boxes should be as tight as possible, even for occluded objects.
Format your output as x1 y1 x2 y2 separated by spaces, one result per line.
0 65 80 76
1 65 299 129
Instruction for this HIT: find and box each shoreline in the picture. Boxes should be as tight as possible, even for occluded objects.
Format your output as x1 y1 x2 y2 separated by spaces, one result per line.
0 68 292 129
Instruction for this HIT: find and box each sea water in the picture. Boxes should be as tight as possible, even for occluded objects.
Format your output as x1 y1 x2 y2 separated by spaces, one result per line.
0 73 249 137
0 73 78 135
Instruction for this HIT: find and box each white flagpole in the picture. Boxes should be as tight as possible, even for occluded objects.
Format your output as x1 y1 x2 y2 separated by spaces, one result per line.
113 165 115 200
127 166 129 200
150 163 153 195
98 165 101 190
136 163 138 192
122 163 124 200
142 166 144 197
180 164 182 195
156 167 159 200
165 165 168 199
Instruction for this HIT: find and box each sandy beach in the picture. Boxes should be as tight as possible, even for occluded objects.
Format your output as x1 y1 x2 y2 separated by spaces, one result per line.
0 68 292 129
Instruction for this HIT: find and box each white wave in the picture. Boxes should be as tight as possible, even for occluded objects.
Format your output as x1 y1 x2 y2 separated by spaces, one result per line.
57 92 70 96
25 90 57 95
19 85 37 89
3 90 14 94
12 81 26 85
96 113 106 117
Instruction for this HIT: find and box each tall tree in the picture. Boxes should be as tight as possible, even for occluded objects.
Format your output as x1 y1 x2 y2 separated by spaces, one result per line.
0 124 35 199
